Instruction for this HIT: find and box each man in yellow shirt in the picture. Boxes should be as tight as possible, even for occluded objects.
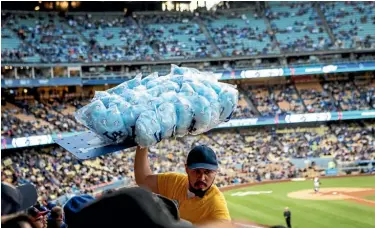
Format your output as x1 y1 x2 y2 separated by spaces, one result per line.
134 145 231 225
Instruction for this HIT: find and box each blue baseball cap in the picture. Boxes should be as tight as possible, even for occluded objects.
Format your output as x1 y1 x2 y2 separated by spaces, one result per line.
63 194 95 225
186 145 218 171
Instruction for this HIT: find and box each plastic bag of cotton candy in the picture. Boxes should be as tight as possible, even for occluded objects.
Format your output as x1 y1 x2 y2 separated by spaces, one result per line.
75 65 238 147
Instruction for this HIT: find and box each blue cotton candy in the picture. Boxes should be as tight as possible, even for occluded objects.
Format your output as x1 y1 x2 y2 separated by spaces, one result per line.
146 75 170 89
147 97 164 109
208 101 221 130
180 83 195 96
171 64 185 75
141 72 158 86
75 100 127 143
121 105 151 137
75 100 105 132
92 105 128 143
159 91 178 103
106 84 127 96
218 86 239 122
173 95 194 137
107 74 142 95
91 91 121 108
133 92 153 106
75 64 239 148
135 110 162 147
92 91 110 101
99 94 124 108
185 95 212 135
187 81 218 102
147 81 180 96
121 90 152 105
126 73 142 89
156 102 177 139
169 75 185 87
171 64 200 76
201 80 223 95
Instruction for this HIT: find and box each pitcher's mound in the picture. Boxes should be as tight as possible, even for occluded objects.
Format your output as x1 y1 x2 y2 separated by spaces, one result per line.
288 188 375 200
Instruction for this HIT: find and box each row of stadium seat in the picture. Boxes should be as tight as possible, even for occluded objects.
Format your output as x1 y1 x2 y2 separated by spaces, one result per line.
2 1 375 63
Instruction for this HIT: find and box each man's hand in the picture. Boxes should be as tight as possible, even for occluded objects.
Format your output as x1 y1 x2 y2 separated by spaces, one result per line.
134 146 159 193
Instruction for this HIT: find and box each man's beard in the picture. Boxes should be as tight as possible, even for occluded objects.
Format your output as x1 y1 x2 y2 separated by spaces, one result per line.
188 177 215 198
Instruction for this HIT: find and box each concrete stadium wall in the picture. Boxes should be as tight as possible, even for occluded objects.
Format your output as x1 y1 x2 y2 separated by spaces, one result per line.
219 173 375 192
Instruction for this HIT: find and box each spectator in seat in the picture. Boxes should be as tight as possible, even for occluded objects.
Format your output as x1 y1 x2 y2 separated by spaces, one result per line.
26 207 49 228
47 206 66 228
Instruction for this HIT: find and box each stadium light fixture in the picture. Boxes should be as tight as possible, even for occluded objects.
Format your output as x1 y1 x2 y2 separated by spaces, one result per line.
71 1 81 8
60 1 69 10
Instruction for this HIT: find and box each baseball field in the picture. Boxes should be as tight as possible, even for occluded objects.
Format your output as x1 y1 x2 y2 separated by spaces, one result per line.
224 175 375 228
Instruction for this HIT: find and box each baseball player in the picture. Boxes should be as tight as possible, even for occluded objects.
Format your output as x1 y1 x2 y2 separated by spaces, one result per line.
134 145 231 225
314 176 321 193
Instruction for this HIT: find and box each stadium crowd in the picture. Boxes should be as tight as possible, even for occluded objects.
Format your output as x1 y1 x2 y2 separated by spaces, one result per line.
2 122 374 203
1 99 86 138
2 1 375 63
1 3 375 228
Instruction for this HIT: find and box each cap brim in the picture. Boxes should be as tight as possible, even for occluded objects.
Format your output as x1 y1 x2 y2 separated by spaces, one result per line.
37 210 50 217
17 184 38 211
188 163 218 171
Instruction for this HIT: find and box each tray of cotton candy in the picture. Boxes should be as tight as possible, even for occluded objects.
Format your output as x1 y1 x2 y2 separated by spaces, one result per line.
54 65 238 160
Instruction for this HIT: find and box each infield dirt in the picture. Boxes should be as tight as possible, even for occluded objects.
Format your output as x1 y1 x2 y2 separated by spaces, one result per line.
287 188 375 207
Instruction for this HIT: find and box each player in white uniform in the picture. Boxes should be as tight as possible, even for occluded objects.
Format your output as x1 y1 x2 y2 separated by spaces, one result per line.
314 177 320 193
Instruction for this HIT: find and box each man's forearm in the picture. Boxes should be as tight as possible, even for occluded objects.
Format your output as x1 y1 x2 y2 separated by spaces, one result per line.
134 146 153 185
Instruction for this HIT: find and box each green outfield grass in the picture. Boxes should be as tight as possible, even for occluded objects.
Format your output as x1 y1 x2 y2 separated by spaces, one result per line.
224 176 375 228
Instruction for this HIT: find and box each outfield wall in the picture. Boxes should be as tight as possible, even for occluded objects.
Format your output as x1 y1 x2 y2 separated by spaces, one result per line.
219 173 375 192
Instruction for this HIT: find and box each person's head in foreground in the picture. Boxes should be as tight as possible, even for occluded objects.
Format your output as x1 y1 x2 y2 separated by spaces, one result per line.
1 183 38 217
66 186 194 228
63 194 95 226
185 145 218 197
284 207 289 212
1 182 38 228
26 207 49 228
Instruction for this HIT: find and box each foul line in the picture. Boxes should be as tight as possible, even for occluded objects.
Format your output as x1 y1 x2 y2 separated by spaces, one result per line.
343 194 375 206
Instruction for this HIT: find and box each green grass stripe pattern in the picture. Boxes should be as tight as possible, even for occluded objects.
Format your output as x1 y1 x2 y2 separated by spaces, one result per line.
225 176 375 228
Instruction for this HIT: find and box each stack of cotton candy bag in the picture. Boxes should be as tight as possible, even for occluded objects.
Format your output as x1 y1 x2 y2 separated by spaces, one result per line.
75 65 238 147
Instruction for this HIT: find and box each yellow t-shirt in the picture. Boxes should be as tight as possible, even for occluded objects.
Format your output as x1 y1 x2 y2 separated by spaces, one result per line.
157 172 231 224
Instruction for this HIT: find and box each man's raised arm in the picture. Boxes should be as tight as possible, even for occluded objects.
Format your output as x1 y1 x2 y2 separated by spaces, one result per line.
134 146 159 193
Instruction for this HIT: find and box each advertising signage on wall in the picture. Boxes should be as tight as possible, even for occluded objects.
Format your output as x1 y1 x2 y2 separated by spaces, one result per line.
2 61 375 88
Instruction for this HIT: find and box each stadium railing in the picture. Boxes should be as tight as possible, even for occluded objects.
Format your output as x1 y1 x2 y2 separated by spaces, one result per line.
2 60 375 88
